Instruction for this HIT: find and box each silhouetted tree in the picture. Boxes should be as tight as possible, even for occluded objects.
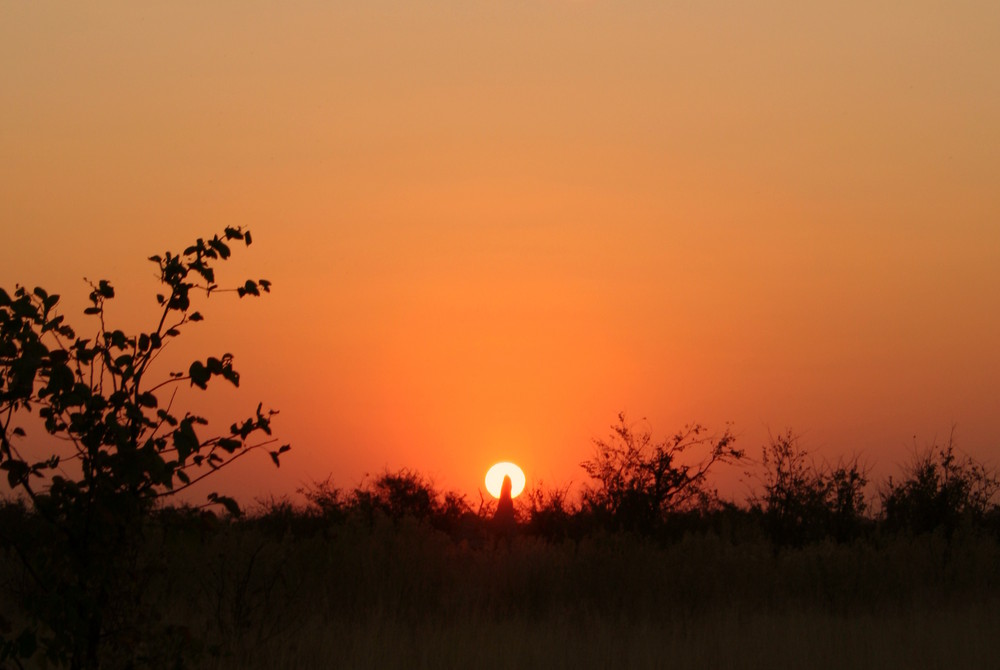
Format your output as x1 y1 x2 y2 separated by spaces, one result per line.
351 469 438 521
303 469 472 532
826 456 870 541
881 431 999 536
0 228 288 669
580 413 742 533
754 431 869 546
521 480 576 538
299 476 348 522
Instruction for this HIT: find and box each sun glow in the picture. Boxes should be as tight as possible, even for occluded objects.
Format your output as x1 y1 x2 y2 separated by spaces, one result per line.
485 462 526 499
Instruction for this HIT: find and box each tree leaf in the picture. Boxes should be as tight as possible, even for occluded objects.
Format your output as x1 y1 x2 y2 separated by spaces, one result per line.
172 420 199 461
217 438 241 453
208 238 231 259
189 361 210 389
208 492 242 517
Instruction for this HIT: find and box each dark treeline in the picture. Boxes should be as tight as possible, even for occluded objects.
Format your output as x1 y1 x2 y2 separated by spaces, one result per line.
4 406 1000 669
268 417 1000 548
3 419 1000 668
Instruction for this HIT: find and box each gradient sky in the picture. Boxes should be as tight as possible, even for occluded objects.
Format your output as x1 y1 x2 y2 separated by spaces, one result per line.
2 1 999 504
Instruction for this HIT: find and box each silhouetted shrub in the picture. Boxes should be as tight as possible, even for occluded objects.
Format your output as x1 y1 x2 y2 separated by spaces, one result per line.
0 228 286 669
302 469 474 533
754 431 869 546
521 481 578 538
881 434 999 536
299 476 348 522
352 469 437 521
580 413 743 534
248 496 328 537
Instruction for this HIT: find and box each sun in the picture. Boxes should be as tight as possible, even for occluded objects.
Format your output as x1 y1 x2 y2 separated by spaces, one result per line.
485 462 526 499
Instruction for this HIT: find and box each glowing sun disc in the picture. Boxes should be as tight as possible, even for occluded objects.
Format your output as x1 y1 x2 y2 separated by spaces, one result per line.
485 462 526 499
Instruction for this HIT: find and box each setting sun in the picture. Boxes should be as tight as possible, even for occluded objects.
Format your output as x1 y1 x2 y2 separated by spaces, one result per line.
485 462 526 499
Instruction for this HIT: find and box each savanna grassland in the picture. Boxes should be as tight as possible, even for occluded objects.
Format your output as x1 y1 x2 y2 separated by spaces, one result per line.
4 445 1000 670
3 232 999 668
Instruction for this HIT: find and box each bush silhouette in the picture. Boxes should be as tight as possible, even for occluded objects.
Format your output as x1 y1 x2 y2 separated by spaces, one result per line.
0 228 288 669
580 413 743 533
521 480 577 538
881 432 999 536
302 469 473 533
754 431 869 546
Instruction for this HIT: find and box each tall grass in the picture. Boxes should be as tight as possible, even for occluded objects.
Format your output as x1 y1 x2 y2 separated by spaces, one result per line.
20 512 983 669
210 605 1000 670
4 492 1000 668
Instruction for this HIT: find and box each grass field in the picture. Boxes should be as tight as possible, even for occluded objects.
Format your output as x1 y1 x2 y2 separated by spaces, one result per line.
207 605 1000 670
3 512 981 669
4 489 1000 669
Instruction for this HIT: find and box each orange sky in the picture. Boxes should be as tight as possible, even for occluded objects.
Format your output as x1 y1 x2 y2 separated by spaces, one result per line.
2 1 999 504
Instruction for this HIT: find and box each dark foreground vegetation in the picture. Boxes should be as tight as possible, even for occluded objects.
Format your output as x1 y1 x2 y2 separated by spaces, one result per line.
3 434 1000 669
3 228 999 668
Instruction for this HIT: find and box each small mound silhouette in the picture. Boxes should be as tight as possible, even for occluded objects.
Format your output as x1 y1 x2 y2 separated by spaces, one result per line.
492 474 516 534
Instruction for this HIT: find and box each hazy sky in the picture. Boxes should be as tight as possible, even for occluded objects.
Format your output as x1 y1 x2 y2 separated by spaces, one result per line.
2 1 999 502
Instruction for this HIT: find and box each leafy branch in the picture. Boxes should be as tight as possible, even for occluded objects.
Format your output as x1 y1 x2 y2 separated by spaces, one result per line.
0 226 289 669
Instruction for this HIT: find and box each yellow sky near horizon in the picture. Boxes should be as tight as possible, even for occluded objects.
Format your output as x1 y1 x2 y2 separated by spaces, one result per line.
2 1 999 503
